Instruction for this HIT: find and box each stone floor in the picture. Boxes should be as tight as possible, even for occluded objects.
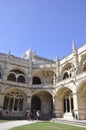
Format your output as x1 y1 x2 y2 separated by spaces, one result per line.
0 120 37 130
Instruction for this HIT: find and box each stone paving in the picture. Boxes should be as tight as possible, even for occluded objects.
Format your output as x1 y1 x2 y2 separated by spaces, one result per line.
0 120 37 130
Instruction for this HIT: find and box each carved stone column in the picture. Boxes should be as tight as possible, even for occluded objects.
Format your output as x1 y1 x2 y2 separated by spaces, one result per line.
0 93 4 109
52 96 55 117
27 96 32 110
0 93 4 116
73 92 79 119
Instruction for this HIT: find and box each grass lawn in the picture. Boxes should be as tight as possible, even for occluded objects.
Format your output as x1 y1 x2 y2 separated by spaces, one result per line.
0 120 10 123
10 121 86 130
0 119 16 123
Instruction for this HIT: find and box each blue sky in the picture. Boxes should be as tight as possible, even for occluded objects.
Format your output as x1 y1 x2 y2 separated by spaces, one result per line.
0 0 86 60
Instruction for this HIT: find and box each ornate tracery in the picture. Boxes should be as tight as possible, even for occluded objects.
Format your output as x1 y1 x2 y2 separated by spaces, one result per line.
3 91 23 112
7 69 25 83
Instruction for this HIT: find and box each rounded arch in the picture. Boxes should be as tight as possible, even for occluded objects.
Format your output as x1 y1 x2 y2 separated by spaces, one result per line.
32 76 41 84
32 69 56 75
79 53 86 72
7 72 16 81
7 69 26 83
32 69 56 85
17 75 25 83
31 90 53 120
61 62 73 74
80 53 86 66
61 62 73 80
8 69 25 74
76 80 86 119
8 67 26 75
56 86 73 99
32 89 53 97
31 95 41 111
55 86 73 118
77 79 86 92
63 71 69 80
4 88 26 97
3 88 26 112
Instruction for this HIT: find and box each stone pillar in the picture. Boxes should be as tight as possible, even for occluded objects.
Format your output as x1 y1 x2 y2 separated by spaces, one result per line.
69 96 71 112
12 95 16 111
27 96 32 110
53 74 56 84
65 98 67 112
52 96 55 117
73 92 79 119
0 93 4 108
0 93 4 115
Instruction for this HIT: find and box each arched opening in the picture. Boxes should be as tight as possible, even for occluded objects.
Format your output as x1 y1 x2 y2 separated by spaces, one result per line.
31 91 53 120
3 91 23 112
7 69 26 83
62 63 73 80
63 72 69 80
55 87 73 119
32 76 41 84
7 73 16 81
83 61 86 71
17 75 25 83
12 69 24 74
77 81 86 119
31 96 41 111
63 96 74 113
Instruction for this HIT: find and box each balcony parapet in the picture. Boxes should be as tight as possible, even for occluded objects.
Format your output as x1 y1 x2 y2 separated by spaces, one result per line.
0 80 28 88
32 63 56 69
56 71 86 88
32 84 54 89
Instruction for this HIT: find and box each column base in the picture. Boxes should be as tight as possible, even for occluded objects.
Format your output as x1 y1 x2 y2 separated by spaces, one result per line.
63 112 74 120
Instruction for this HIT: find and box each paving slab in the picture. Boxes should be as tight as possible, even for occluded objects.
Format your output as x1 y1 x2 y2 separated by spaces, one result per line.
0 120 36 130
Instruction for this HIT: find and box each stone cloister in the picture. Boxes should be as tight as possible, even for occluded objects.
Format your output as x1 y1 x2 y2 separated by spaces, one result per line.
0 42 86 120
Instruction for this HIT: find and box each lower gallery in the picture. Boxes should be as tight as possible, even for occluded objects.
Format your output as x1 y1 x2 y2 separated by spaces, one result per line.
0 42 86 120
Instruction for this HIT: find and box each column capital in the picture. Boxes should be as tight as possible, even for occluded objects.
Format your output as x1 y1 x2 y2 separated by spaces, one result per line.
27 96 32 99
